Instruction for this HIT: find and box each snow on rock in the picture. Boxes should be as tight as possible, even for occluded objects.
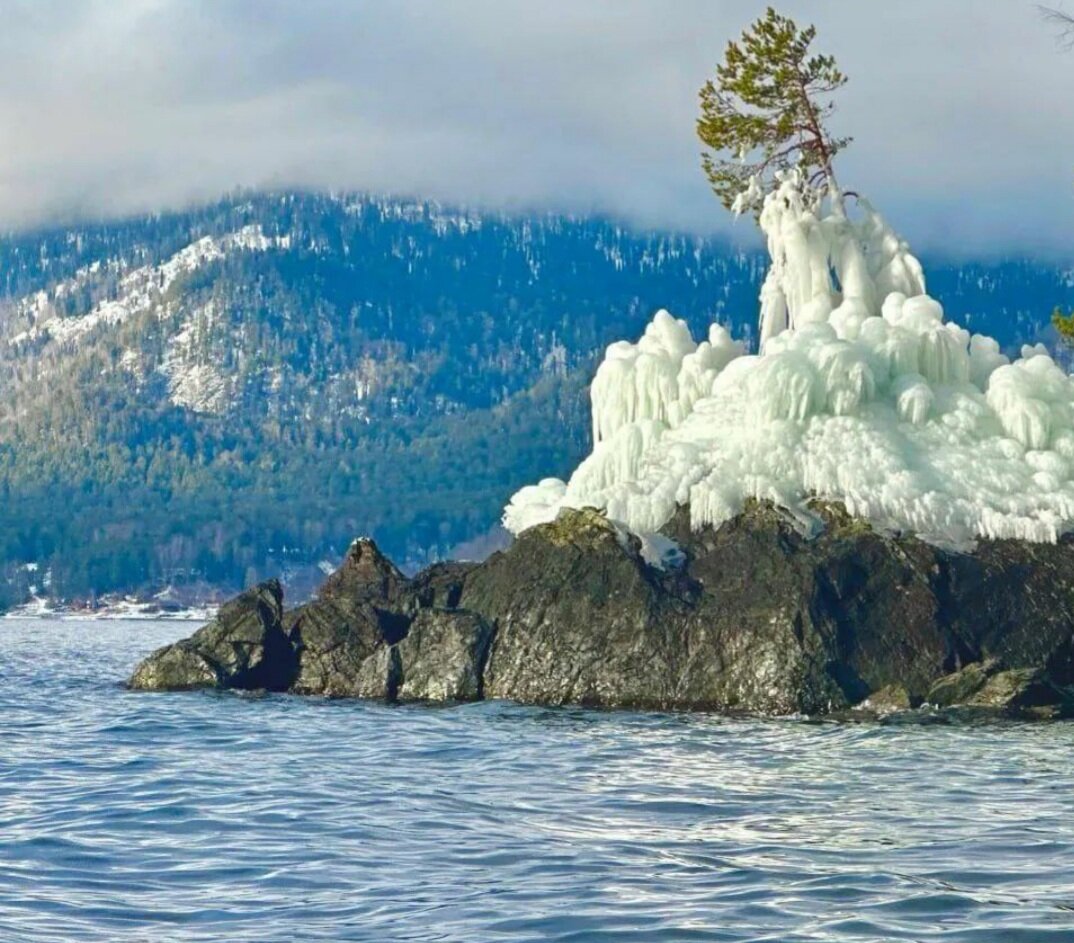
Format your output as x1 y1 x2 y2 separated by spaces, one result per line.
166 362 230 415
159 301 232 414
504 170 1074 550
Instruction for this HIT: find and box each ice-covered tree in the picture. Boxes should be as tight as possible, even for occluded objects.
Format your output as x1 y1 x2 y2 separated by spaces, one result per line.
693 8 927 347
697 7 850 214
506 9 1074 550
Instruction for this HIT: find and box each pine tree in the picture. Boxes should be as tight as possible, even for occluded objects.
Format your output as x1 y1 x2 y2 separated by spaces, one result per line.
1052 306 1074 343
697 7 850 213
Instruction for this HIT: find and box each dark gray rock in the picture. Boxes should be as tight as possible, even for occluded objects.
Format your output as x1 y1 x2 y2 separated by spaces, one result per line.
926 660 997 707
458 506 843 713
926 660 1073 719
664 501 954 707
967 668 1063 712
861 684 913 712
129 580 294 691
461 502 944 712
127 641 219 692
461 508 701 709
967 668 1035 708
286 538 409 696
406 561 479 612
397 609 493 702
349 645 403 700
458 501 1074 715
127 501 1074 719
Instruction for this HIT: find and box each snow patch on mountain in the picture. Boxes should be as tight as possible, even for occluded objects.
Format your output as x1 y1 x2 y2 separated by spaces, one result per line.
8 226 285 349
159 301 233 414
166 362 231 415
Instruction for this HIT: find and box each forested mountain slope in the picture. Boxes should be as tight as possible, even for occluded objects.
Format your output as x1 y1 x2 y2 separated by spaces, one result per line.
0 191 1068 608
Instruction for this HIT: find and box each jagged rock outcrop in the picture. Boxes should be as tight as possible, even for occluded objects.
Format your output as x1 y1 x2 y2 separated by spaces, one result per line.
397 609 494 701
129 580 294 691
925 659 1068 718
285 538 409 696
459 508 710 709
406 562 479 611
128 503 1074 718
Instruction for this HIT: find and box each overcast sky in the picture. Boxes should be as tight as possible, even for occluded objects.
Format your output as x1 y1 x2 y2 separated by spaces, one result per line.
1 0 1072 255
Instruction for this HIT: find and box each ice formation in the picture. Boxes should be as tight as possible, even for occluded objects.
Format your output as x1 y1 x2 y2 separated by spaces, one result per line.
504 171 1074 552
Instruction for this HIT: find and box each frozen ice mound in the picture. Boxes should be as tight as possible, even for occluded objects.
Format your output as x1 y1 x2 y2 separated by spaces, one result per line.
504 172 1074 551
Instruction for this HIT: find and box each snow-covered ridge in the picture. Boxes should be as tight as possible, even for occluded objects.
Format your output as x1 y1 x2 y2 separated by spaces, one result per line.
7 225 288 348
505 172 1074 551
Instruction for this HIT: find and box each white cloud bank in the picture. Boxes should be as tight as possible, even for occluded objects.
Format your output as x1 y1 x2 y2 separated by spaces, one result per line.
0 1 1071 252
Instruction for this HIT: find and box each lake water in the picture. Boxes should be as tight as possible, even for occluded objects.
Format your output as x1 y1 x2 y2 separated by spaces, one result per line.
2 618 1074 942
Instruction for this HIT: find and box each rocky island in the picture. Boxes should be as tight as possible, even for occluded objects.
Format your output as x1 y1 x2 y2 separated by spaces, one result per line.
131 157 1074 721
129 499 1074 718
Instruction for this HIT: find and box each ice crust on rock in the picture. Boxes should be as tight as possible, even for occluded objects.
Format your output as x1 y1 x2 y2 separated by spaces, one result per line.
504 171 1074 550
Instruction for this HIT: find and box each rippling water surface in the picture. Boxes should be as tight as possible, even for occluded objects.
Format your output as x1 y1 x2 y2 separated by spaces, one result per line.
3 619 1074 942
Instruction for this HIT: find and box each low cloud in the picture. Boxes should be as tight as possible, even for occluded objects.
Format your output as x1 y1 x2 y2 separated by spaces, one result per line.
0 0 1070 255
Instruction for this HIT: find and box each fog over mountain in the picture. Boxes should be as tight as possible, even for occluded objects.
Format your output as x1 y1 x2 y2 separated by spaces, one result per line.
1 1 1072 254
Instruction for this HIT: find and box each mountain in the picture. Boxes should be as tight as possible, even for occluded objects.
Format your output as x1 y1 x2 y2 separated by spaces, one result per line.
0 190 1070 609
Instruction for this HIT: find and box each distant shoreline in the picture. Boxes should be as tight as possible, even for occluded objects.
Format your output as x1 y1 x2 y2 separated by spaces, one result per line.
3 601 217 623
